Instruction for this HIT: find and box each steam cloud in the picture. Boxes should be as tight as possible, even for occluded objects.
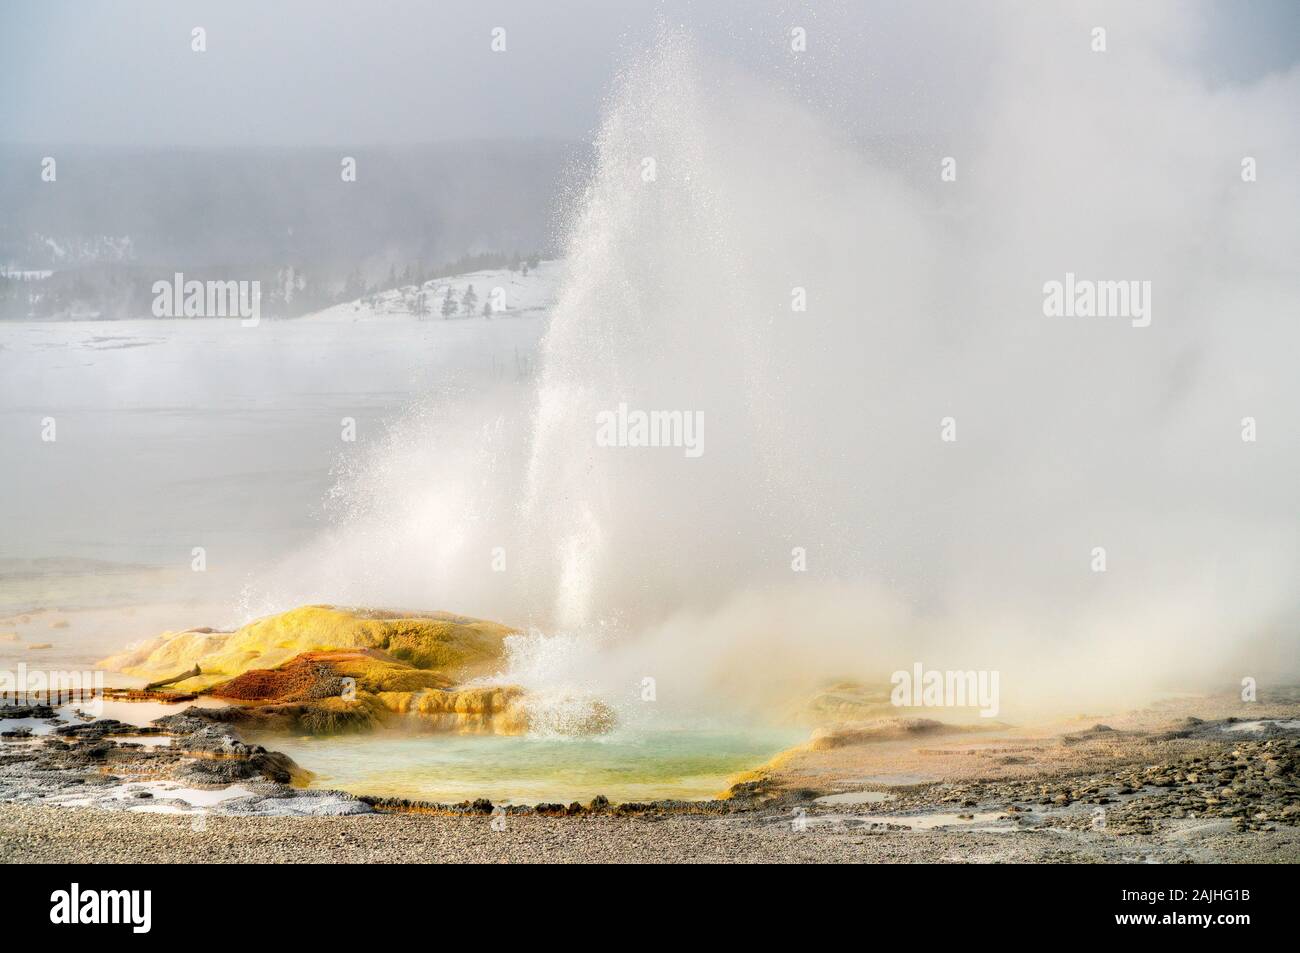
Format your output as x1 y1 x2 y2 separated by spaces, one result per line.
253 6 1299 717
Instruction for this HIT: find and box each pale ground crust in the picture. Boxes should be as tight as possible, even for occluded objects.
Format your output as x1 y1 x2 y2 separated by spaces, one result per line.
2 801 1298 864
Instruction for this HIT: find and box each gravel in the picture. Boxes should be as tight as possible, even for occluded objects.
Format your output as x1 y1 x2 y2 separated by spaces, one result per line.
3 801 1298 863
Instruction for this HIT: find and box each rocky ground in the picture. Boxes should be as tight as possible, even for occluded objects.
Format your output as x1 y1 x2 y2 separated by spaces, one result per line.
2 797 1297 864
1 690 1298 863
0 702 368 815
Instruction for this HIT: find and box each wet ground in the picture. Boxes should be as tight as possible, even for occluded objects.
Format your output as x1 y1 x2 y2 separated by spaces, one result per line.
2 689 1297 862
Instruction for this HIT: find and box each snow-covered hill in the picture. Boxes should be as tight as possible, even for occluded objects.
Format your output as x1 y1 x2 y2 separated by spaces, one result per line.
305 259 563 323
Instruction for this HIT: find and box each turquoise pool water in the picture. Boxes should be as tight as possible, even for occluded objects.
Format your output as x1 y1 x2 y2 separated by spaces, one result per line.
260 725 805 804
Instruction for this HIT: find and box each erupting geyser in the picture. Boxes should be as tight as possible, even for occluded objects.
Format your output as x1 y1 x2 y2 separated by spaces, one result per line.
254 26 1300 718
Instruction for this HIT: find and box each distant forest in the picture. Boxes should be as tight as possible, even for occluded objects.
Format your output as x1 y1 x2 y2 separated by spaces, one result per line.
0 141 585 319
0 250 546 321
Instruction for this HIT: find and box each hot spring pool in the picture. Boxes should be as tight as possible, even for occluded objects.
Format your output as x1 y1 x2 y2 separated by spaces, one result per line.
256 726 805 805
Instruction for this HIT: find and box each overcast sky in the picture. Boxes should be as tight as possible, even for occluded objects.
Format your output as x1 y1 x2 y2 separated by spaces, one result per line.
2 0 1298 147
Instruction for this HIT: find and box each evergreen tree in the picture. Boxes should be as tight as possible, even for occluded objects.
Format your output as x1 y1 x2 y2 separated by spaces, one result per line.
441 285 458 317
340 267 366 302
